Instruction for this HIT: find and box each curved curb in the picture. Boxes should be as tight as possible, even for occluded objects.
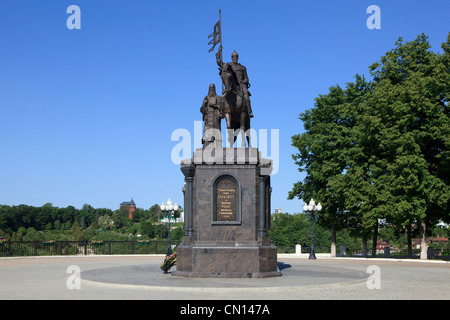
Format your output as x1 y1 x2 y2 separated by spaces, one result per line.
81 275 368 293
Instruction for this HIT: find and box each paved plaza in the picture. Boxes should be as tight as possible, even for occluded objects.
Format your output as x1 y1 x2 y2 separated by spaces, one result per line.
0 255 448 300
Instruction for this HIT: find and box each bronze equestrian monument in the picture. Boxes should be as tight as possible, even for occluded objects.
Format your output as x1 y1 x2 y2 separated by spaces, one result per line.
173 12 281 278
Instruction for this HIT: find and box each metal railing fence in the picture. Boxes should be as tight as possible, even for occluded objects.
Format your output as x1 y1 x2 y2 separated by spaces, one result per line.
0 240 181 257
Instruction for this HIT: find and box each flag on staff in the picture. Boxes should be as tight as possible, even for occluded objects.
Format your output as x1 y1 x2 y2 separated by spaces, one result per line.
208 20 221 52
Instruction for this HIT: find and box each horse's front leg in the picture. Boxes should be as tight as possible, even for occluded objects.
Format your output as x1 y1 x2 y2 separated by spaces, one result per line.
241 128 246 148
225 113 234 148
240 114 250 148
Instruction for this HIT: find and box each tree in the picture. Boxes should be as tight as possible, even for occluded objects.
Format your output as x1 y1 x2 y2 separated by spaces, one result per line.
367 33 450 259
59 206 77 226
154 224 168 239
171 227 185 241
140 221 154 238
11 232 23 241
290 33 450 259
70 221 85 241
289 75 373 256
148 204 162 222
53 220 61 230
79 204 95 228
132 208 145 222
38 203 57 230
269 213 326 248
98 215 114 230
24 227 38 241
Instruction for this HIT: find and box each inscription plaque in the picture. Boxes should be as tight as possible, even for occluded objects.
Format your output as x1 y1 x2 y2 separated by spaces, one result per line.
216 177 237 221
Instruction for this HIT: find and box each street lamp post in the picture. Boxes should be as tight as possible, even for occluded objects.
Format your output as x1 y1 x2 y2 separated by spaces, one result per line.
160 198 179 257
303 198 322 260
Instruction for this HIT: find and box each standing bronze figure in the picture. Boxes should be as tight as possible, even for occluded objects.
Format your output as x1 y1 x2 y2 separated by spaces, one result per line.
200 83 223 148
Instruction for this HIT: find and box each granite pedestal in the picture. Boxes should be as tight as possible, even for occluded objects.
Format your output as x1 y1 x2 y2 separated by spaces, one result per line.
174 148 281 278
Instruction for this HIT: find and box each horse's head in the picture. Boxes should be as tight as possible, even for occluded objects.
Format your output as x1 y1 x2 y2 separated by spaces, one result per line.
221 63 237 93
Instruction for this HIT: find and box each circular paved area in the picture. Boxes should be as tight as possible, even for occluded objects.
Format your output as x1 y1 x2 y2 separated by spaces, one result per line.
81 260 368 291
0 255 448 300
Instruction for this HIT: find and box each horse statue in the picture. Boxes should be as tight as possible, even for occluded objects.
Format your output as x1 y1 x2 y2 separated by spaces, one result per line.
221 74 251 148
216 47 253 148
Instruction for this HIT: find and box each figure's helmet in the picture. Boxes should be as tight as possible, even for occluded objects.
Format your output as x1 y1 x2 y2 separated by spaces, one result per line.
231 50 239 60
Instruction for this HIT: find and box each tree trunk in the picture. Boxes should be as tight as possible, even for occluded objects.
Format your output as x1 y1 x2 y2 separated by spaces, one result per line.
362 236 368 258
371 220 378 258
406 223 412 258
419 218 427 260
330 221 336 258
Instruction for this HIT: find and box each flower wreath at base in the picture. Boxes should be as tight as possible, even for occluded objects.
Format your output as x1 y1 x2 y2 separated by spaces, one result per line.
160 253 176 273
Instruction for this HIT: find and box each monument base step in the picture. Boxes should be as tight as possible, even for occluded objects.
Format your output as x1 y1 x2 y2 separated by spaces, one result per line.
173 243 281 278
172 270 282 278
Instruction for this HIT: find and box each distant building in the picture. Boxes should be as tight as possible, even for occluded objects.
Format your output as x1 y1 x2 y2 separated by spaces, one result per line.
413 236 448 249
160 211 184 224
120 198 136 219
376 239 390 251
431 236 448 244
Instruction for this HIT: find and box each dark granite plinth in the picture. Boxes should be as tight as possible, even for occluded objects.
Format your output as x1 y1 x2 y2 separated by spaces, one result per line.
176 148 281 278
174 243 280 278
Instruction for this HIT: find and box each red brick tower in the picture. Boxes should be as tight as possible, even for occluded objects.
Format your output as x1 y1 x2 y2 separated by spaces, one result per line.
120 198 136 219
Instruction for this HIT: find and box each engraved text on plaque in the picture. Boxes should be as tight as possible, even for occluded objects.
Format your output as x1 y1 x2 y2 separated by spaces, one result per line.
216 177 237 221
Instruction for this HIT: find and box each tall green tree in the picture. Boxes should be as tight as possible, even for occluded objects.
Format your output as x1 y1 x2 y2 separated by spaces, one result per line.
289 75 373 256
366 33 450 258
290 33 450 259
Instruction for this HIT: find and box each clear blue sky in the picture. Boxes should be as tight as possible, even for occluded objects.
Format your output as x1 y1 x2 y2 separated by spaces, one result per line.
1 0 449 213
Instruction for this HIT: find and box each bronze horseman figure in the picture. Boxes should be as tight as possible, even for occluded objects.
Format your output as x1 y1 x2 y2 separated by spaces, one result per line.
216 46 253 118
205 9 253 148
216 46 253 148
